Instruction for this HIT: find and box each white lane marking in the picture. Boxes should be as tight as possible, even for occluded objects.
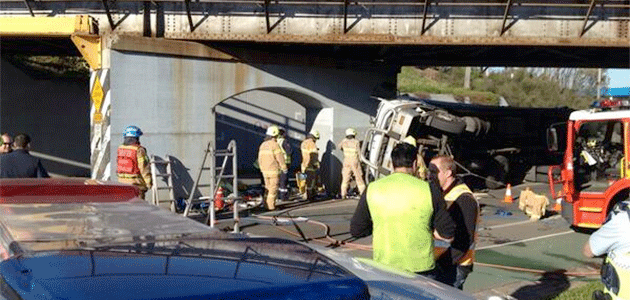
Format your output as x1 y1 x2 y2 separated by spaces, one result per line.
480 215 561 231
477 230 574 251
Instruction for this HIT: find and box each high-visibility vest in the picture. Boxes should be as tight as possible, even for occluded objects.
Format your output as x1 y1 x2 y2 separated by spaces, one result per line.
443 182 478 266
602 251 630 300
367 173 434 273
117 145 141 176
277 137 291 165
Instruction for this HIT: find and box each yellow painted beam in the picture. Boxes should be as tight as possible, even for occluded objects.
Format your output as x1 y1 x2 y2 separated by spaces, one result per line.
71 34 101 70
0 15 96 37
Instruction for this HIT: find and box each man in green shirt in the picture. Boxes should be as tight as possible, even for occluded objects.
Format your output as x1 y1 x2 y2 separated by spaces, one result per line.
350 143 454 278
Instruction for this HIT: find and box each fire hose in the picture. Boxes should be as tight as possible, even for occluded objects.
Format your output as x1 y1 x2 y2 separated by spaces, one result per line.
250 205 600 277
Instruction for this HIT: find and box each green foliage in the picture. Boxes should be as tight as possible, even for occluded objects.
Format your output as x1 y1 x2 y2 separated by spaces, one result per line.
550 280 603 300
4 54 89 79
398 67 596 109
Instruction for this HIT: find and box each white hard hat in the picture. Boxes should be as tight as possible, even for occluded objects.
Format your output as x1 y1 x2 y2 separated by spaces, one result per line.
345 128 357 136
266 126 280 137
403 136 417 147
310 129 320 139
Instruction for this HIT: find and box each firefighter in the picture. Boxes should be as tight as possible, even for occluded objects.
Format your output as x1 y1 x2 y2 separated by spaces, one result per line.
350 143 454 278
584 200 630 300
300 129 320 201
339 128 365 199
277 127 292 201
258 126 287 211
403 136 428 180
117 125 152 199
430 155 479 290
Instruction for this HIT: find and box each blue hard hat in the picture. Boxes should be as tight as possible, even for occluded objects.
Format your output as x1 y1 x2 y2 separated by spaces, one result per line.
123 125 143 137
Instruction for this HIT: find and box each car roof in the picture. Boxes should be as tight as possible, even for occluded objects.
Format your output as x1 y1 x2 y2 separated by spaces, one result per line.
0 179 370 300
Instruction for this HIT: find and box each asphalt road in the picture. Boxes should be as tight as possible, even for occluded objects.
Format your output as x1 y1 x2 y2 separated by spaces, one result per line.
212 181 603 300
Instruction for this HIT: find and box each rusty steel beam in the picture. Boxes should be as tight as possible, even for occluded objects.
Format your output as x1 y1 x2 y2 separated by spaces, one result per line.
264 0 271 33
185 0 194 32
101 0 115 29
500 0 513 36
163 32 629 48
2 0 629 9
581 0 598 37
421 0 430 35
22 0 34 16
343 0 349 33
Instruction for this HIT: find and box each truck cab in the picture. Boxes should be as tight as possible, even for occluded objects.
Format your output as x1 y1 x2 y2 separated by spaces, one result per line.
549 99 630 228
363 95 571 188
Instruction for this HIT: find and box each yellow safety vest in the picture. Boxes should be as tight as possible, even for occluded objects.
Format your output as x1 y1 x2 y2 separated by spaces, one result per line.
443 183 478 266
277 137 291 165
367 173 434 273
602 251 630 300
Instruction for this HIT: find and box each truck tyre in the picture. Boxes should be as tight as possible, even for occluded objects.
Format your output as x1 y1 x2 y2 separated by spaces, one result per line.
508 162 532 185
486 155 509 189
425 111 466 134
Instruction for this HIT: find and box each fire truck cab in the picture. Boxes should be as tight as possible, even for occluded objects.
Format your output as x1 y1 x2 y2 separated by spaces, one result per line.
549 99 630 229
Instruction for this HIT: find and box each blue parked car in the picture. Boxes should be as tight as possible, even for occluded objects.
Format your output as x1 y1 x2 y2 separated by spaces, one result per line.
0 178 474 300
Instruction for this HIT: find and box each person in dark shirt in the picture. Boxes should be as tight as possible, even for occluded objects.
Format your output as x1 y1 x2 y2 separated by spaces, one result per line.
350 143 454 278
0 133 13 154
430 155 479 290
0 134 49 178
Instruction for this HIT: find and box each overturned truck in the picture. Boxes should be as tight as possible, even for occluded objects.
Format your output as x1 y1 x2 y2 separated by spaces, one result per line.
361 95 572 188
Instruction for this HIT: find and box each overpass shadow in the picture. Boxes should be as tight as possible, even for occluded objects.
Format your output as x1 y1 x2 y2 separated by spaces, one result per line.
510 271 570 300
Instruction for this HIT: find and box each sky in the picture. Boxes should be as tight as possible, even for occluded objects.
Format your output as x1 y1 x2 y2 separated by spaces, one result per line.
607 69 630 88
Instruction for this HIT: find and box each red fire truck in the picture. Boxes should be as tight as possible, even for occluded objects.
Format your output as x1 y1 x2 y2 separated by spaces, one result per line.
549 99 630 229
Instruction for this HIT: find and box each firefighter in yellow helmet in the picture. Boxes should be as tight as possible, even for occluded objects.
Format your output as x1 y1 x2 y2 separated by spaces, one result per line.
403 136 428 180
258 125 287 211
117 126 152 199
300 129 320 201
339 128 366 199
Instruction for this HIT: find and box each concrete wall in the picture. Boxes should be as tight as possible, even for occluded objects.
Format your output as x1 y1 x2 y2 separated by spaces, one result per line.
0 55 90 177
108 50 397 197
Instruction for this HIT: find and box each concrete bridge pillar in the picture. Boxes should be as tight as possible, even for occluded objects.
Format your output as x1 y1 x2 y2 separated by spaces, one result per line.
95 37 397 199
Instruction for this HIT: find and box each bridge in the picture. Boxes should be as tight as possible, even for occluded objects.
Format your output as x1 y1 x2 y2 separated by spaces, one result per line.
0 1 628 196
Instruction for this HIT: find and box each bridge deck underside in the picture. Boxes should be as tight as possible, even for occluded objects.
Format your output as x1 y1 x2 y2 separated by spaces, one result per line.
0 0 628 67
1 37 627 68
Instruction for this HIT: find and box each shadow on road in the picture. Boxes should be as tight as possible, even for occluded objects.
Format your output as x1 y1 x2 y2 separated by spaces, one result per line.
510 271 570 300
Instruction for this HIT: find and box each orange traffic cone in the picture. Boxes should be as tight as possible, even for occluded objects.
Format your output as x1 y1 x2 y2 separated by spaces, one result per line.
503 184 513 203
553 193 562 212
214 187 225 210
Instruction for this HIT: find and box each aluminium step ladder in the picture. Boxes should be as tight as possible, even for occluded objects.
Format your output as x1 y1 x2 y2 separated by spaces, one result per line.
150 155 178 212
184 140 249 232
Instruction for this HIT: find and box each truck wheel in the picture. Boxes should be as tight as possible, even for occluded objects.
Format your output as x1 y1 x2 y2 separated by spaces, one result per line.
485 155 509 189
425 111 466 134
508 162 532 185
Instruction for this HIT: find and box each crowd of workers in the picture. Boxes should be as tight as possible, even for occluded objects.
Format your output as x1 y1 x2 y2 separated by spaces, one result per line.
254 124 481 289
103 124 630 293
